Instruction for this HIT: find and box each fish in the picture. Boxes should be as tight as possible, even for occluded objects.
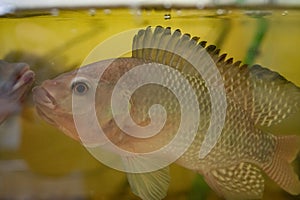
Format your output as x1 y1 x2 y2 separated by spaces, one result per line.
0 60 35 124
32 26 300 200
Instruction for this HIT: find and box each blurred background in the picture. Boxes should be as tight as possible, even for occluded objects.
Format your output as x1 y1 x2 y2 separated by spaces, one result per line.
0 0 300 199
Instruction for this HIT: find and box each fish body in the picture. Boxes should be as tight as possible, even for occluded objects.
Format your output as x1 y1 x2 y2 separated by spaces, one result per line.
0 60 35 124
32 26 300 199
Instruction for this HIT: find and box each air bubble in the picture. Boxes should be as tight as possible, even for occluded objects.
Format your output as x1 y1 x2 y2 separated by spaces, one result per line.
50 8 59 16
164 13 171 20
216 9 226 15
146 10 151 16
130 8 142 16
282 10 288 16
176 10 182 16
89 8 96 16
196 2 205 9
103 9 111 15
164 2 172 9
71 28 78 34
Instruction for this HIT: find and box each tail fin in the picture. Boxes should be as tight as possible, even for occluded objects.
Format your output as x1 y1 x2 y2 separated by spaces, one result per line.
263 135 300 195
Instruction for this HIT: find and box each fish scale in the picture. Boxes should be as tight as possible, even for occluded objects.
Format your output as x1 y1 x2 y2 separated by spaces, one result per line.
176 98 276 172
131 26 300 199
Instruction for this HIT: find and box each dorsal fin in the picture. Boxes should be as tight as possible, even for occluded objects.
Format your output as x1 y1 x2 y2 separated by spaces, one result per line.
132 26 206 76
131 26 300 127
131 26 253 119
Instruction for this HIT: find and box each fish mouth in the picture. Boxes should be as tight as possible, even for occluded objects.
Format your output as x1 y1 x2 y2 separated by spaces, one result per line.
32 86 57 126
35 105 57 126
32 86 57 109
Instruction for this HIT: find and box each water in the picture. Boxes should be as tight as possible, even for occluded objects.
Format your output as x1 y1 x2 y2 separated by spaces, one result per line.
0 7 300 200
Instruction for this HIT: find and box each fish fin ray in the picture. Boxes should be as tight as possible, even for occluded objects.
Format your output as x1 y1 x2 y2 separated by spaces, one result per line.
262 135 300 195
121 156 170 200
250 65 300 126
132 26 300 127
126 167 170 200
204 162 264 200
132 26 216 77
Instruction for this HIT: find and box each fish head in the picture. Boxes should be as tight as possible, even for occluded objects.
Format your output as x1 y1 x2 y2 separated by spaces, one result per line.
33 57 178 154
32 68 85 141
32 58 145 145
0 60 35 123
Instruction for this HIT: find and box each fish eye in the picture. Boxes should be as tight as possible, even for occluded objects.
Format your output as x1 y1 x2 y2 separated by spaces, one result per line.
71 81 89 95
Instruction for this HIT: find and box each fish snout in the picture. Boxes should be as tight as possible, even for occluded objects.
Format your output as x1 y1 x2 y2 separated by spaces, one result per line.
32 86 56 109
40 79 62 91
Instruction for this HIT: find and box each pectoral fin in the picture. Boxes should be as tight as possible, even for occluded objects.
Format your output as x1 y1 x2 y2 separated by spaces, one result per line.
126 167 170 200
204 162 264 200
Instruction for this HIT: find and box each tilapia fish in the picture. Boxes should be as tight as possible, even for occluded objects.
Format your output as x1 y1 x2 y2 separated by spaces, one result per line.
32 26 300 200
0 60 34 124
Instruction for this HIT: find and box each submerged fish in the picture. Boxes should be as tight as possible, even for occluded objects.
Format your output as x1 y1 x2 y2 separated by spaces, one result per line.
0 60 35 124
32 26 300 200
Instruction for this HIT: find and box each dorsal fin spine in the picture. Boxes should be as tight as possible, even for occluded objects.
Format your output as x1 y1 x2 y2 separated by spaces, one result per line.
163 29 181 66
199 41 207 47
152 27 164 61
218 54 227 62
225 58 234 65
207 45 216 52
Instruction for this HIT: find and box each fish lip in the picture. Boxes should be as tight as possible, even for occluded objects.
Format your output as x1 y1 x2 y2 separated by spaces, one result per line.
32 86 57 109
35 105 56 126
